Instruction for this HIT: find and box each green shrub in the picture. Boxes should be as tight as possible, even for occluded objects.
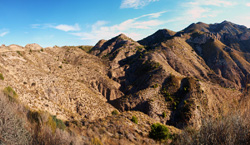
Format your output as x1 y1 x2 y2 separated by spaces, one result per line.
59 65 62 69
17 51 22 56
47 116 57 132
149 123 171 140
111 110 119 115
47 115 66 132
162 112 167 118
0 73 4 80
91 137 103 145
52 115 66 130
131 116 138 124
3 86 18 101
152 84 158 88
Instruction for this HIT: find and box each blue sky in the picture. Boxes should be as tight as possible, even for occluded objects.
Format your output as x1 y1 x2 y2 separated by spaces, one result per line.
0 0 250 47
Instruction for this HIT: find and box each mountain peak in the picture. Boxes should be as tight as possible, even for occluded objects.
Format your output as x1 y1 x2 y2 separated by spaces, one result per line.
138 28 176 46
221 20 231 24
116 33 132 41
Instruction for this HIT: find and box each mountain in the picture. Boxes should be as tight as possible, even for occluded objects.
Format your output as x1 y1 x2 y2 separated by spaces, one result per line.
1 21 250 144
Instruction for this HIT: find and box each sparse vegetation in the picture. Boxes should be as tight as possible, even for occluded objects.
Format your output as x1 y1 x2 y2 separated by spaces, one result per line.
149 123 171 141
91 137 103 145
47 115 66 132
136 45 144 52
0 93 32 145
152 83 159 88
135 60 162 75
112 110 119 115
0 73 4 80
52 115 66 130
162 112 167 118
131 116 138 124
79 45 93 53
174 112 250 145
27 110 42 124
3 86 18 101
17 51 22 56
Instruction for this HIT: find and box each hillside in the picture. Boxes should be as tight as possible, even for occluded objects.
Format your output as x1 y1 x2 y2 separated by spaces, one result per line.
1 21 250 144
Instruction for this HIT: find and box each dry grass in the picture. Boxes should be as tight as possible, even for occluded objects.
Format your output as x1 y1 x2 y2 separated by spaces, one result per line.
173 97 250 145
0 93 32 144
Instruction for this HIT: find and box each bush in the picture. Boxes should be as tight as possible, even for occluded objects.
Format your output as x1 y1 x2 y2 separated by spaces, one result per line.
0 73 4 80
47 115 66 132
162 112 167 118
152 84 158 88
91 137 103 145
131 116 138 124
3 86 18 101
174 114 250 145
111 110 119 115
52 116 66 130
33 126 76 145
149 123 171 141
27 110 42 124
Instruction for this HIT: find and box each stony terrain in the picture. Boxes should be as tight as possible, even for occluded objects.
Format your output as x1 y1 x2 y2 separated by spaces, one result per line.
0 21 250 144
0 44 123 121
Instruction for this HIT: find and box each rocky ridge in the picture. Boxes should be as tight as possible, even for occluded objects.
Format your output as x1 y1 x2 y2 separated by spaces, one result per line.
1 20 250 144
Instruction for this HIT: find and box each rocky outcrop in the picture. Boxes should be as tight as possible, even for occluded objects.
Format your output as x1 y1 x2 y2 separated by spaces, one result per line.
25 43 43 50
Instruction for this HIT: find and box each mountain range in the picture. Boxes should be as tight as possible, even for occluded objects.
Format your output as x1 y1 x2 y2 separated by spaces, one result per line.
0 21 250 144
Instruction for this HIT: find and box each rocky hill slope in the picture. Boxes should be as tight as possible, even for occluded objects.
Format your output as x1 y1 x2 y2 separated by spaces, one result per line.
1 21 250 144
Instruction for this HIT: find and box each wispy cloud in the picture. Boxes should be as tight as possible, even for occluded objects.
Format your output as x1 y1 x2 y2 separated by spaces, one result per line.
54 24 80 32
31 23 81 32
246 3 250 7
188 0 236 7
182 0 236 20
120 0 159 9
139 11 167 18
0 29 9 37
71 11 166 43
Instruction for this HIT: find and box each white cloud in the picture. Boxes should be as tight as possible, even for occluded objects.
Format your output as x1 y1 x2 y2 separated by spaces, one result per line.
31 23 81 32
0 30 9 37
246 3 250 7
186 7 210 20
139 11 167 18
71 11 166 43
182 0 236 20
120 0 159 9
188 0 236 7
54 23 80 32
